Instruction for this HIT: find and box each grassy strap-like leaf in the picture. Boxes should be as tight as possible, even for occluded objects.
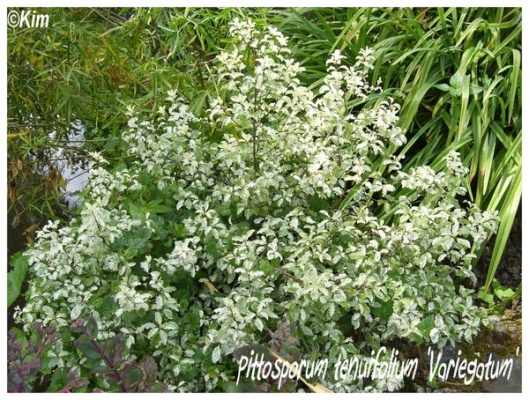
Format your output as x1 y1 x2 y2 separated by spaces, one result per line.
483 163 521 292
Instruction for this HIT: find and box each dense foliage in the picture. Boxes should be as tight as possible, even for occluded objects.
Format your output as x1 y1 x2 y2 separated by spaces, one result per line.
7 7 244 227
13 19 498 392
8 8 520 298
274 8 521 294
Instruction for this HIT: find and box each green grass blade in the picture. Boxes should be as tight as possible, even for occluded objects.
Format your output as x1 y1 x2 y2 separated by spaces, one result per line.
476 132 496 207
483 163 521 292
457 73 470 140
507 49 520 124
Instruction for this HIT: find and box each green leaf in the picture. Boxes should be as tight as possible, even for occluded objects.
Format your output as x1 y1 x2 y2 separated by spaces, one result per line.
371 300 394 320
122 363 144 390
46 369 69 392
478 287 494 306
492 279 516 301
469 83 484 95
418 315 435 337
308 195 329 213
145 199 173 215
149 382 168 392
92 365 114 375
74 337 102 360
434 83 450 92
85 316 99 340
9 327 28 356
104 334 125 366
138 356 158 386
70 305 83 320
258 259 274 277
95 296 119 317
8 252 29 307
449 71 464 89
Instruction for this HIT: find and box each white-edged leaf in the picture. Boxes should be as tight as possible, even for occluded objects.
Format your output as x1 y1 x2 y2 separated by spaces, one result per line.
212 346 222 363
